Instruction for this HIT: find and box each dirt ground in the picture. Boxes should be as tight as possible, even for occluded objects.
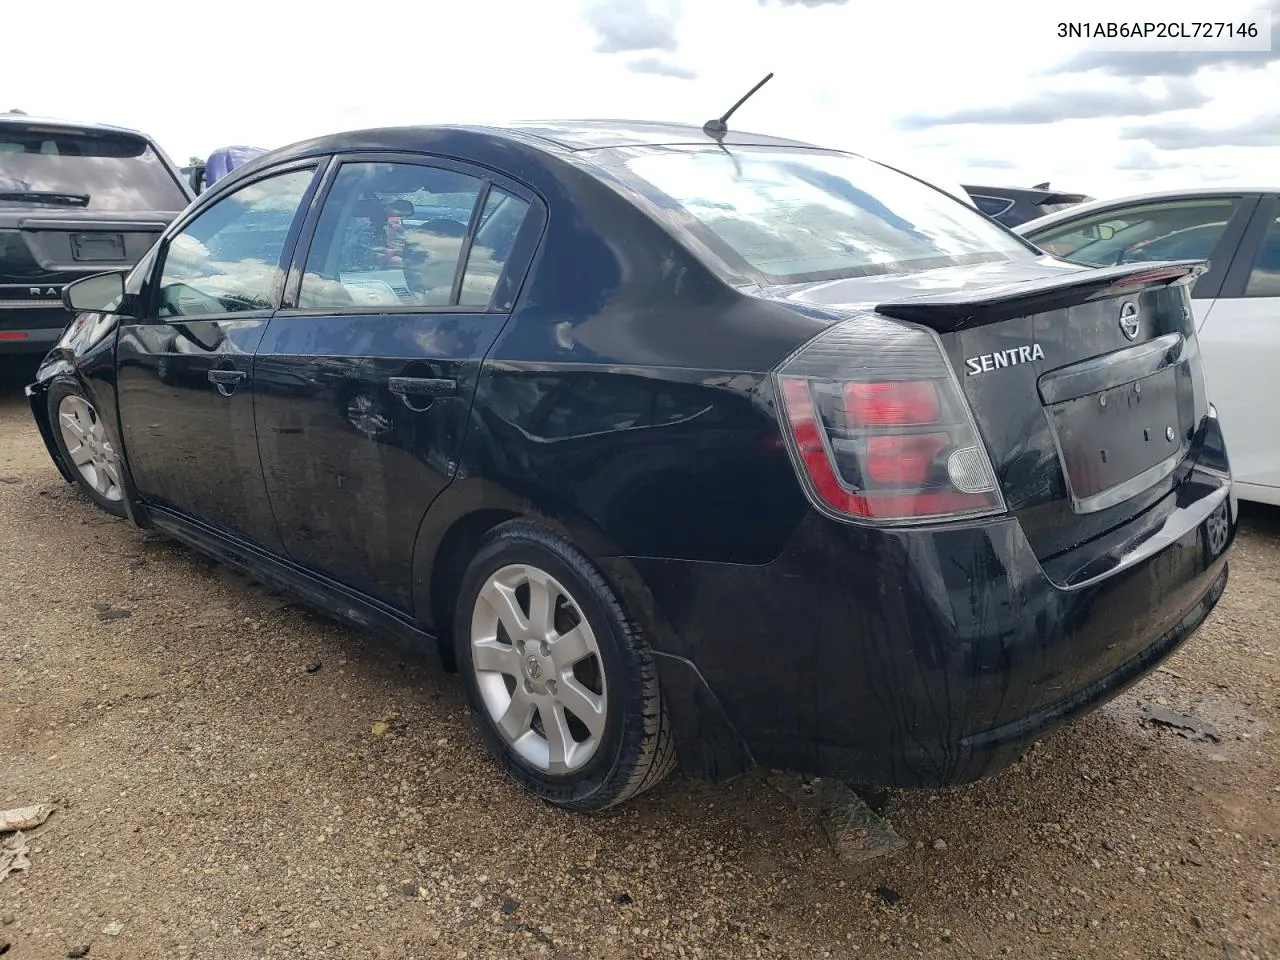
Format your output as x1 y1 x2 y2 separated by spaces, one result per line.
0 359 1276 960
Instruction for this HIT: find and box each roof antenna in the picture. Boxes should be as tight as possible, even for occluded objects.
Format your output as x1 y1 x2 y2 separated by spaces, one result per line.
703 72 774 141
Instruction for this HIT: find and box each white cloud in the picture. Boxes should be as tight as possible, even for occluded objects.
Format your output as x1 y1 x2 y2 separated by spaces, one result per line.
0 0 1275 202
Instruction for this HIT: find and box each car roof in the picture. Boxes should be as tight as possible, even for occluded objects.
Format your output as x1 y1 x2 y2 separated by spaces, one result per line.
0 112 152 139
1015 186 1280 234
270 119 821 162
463 119 818 151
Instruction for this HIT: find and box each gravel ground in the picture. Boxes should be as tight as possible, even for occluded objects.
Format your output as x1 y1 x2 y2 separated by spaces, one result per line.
0 360 1276 960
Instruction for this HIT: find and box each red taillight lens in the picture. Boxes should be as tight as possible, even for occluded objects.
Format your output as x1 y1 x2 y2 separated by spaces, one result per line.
866 433 948 486
844 381 938 427
0 331 28 341
775 315 1004 524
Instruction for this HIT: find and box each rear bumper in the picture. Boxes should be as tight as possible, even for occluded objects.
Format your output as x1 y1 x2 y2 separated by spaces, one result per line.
624 419 1236 787
1 307 69 353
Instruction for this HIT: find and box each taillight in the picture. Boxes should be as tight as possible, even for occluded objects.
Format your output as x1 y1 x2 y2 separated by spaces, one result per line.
775 315 1004 524
843 381 938 426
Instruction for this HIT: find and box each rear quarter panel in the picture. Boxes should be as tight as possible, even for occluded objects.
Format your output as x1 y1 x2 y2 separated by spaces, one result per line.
411 152 831 629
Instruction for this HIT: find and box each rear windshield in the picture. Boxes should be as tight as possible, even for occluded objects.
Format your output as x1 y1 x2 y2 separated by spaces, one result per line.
0 127 187 212
607 145 1032 284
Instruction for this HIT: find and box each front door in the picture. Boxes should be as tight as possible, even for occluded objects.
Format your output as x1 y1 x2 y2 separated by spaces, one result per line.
115 162 324 547
254 157 540 610
1199 195 1280 496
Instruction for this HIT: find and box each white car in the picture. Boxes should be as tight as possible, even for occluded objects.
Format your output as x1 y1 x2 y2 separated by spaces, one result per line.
1017 188 1280 507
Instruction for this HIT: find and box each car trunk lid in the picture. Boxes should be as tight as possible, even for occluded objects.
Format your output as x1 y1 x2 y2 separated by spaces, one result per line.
763 257 1210 559
0 210 171 313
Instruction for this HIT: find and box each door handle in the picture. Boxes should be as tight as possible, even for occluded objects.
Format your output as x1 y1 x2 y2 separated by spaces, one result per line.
387 376 456 399
207 368 247 385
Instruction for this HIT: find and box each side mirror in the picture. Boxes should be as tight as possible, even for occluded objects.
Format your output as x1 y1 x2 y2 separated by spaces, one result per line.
1096 224 1116 240
63 271 128 315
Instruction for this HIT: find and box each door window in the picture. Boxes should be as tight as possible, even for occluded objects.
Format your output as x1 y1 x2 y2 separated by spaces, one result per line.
458 187 531 308
155 168 315 317
1027 198 1242 267
299 162 490 310
1244 212 1280 298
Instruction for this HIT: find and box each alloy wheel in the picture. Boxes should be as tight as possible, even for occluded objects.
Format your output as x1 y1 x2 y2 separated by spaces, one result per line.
57 394 124 503
470 563 608 775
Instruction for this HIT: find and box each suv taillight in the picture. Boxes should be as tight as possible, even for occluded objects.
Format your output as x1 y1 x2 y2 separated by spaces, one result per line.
775 314 1005 524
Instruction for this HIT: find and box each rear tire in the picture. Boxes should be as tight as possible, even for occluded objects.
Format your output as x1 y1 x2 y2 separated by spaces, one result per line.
454 520 676 811
46 378 127 518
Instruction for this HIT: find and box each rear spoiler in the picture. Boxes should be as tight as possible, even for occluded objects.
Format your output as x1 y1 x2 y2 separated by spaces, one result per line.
874 260 1207 332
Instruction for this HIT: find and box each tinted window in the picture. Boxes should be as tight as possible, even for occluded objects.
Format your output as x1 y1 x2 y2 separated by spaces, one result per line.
972 195 1014 218
608 145 1030 283
0 127 188 211
1038 200 1084 215
1028 199 1241 267
1245 212 1280 298
299 162 486 310
459 188 531 308
156 168 313 318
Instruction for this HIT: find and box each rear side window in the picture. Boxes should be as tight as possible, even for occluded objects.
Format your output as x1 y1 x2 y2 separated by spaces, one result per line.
1245 212 1280 298
972 195 1014 219
0 127 188 211
156 168 314 317
608 145 1030 283
1028 198 1242 266
1038 200 1085 215
459 188 531 308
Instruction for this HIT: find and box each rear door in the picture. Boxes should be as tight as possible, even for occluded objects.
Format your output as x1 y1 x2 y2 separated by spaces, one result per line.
1198 195 1280 498
254 155 542 611
116 161 325 547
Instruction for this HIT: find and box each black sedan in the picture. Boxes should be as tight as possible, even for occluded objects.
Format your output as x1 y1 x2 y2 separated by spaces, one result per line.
28 120 1236 811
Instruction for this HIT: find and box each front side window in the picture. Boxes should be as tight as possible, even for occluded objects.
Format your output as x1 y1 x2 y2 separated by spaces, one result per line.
0 127 188 211
1245 212 1280 298
605 145 1031 283
156 168 314 317
299 162 492 310
1029 198 1242 267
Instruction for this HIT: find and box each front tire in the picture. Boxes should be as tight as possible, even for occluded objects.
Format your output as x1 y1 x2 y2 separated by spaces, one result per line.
46 378 127 518
454 520 675 811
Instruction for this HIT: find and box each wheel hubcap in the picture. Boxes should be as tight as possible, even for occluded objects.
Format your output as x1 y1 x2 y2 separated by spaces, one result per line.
57 394 123 503
470 564 607 775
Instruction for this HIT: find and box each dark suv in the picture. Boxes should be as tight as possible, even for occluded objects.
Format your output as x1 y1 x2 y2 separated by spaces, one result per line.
1 113 191 354
963 183 1093 228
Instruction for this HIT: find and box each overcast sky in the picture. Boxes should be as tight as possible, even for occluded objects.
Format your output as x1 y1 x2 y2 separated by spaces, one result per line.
3 0 1277 201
